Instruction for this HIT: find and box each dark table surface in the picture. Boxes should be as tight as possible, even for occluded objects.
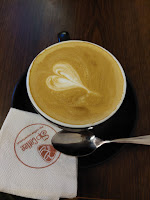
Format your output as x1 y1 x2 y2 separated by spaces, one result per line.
0 0 150 200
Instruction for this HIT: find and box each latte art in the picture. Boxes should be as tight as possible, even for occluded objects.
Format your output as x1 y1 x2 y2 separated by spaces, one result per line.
29 41 125 125
46 63 96 94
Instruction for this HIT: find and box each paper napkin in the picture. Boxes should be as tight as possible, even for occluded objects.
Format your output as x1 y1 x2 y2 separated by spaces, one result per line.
0 108 77 200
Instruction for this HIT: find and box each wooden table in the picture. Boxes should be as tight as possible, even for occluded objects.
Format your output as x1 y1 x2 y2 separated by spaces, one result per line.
0 0 150 200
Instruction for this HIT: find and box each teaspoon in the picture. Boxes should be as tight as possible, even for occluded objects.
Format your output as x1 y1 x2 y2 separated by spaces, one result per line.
52 131 150 157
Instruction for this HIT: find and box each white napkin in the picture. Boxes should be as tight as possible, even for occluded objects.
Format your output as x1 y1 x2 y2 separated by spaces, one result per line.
0 108 77 200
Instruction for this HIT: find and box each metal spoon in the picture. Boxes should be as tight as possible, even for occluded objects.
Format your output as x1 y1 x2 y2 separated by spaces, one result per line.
52 131 150 157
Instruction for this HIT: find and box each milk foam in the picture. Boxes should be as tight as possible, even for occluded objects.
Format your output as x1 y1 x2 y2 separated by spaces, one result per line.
46 63 95 93
29 41 124 125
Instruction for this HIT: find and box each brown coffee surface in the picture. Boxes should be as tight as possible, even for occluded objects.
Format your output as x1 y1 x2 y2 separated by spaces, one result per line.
29 41 124 125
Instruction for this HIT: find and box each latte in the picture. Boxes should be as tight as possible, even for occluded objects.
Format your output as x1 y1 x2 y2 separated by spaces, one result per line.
28 41 125 125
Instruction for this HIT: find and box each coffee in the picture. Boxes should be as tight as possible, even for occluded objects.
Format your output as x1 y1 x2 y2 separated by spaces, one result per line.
29 41 125 125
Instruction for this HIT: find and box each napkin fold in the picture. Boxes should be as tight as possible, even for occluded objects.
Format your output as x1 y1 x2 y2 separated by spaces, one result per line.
0 108 77 200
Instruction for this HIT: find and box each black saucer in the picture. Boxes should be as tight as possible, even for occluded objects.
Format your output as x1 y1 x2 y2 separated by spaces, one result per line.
12 72 138 168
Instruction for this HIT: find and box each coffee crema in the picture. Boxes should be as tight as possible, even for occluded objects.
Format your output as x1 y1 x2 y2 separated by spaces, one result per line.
29 41 125 125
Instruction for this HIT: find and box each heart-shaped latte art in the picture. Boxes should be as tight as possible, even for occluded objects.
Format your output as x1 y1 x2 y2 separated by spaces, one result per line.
46 63 92 93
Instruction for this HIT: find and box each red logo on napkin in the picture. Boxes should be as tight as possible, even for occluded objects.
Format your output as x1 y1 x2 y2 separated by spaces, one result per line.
14 124 61 169
38 144 57 163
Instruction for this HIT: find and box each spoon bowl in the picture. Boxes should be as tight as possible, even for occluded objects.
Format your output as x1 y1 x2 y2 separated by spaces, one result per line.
52 131 106 157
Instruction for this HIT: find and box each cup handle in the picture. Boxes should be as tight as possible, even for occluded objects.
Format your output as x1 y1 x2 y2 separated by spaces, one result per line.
58 31 70 42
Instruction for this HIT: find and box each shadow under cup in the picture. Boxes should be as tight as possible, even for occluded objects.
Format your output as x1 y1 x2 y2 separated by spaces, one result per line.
26 40 127 131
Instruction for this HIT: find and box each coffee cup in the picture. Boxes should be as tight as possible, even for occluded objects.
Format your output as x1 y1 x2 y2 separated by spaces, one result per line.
26 32 126 131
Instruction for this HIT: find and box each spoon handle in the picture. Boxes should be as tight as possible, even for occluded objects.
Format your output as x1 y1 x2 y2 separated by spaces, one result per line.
111 135 150 145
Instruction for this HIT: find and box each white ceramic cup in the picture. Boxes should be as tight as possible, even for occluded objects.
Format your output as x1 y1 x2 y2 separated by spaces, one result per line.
26 40 126 130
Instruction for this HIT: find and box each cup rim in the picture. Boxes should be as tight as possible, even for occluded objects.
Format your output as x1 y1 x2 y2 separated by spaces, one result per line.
26 40 127 129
